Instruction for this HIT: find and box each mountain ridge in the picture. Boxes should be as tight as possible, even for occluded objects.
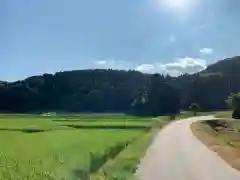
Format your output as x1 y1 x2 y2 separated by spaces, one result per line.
0 56 239 113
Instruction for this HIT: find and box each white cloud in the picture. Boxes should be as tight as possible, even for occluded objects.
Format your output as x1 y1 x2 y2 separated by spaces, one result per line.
135 64 155 73
135 57 207 76
200 48 213 55
162 57 207 76
95 60 107 65
94 57 207 77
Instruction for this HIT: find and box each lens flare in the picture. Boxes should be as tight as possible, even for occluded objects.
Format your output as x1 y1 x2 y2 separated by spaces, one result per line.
159 0 195 12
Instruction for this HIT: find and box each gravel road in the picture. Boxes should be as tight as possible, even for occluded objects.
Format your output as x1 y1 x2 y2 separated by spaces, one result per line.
136 116 240 180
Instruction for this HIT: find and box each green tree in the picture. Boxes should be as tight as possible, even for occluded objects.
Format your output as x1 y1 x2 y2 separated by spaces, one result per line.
189 103 200 116
226 92 240 119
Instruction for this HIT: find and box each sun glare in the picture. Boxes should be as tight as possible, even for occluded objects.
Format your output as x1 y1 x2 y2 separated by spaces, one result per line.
159 0 194 12
168 0 190 8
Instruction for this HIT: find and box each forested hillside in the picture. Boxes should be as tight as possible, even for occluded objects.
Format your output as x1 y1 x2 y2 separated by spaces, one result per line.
0 70 180 115
179 56 240 111
0 56 240 115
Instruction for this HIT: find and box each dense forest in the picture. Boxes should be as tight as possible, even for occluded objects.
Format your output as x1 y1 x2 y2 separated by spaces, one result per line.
0 56 240 116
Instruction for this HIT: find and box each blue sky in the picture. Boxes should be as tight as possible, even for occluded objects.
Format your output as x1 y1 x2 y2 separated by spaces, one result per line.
1 0 240 81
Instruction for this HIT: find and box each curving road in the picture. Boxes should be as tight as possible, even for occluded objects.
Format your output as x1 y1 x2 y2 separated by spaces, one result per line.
136 116 240 180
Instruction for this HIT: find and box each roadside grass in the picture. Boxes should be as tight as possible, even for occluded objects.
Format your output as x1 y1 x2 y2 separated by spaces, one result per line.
214 111 232 118
90 113 195 180
191 119 240 171
92 131 154 180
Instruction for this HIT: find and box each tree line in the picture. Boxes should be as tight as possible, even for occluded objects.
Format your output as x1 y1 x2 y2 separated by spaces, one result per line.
0 56 240 116
0 70 180 116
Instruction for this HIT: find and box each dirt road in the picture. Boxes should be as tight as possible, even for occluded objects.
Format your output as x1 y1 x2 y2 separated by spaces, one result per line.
136 116 240 180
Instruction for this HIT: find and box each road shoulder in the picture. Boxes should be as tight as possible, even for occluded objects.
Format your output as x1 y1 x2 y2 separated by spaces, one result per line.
191 120 240 172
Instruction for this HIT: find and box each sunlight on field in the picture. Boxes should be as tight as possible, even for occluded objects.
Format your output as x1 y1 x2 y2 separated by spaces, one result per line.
0 114 155 180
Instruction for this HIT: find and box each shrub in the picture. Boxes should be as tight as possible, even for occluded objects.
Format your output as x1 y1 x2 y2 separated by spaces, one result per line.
189 103 200 116
232 109 240 119
226 92 240 119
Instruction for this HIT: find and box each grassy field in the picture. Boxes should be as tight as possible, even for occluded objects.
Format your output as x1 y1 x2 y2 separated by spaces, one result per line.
0 112 197 180
0 113 158 180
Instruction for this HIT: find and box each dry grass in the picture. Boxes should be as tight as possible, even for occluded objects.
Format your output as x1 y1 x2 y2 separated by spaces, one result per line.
191 120 240 171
